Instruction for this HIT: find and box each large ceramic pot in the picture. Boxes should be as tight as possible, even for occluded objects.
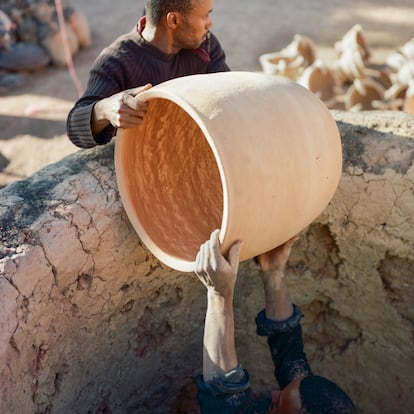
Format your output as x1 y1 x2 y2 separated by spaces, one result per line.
115 71 342 272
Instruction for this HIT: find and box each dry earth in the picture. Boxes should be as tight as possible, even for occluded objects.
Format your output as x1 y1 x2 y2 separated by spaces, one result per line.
0 0 414 187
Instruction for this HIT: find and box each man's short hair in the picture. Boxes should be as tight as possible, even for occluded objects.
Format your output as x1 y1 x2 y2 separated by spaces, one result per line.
145 0 198 25
299 375 357 414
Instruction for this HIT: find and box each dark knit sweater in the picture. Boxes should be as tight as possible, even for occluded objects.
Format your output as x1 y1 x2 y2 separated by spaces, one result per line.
66 21 230 148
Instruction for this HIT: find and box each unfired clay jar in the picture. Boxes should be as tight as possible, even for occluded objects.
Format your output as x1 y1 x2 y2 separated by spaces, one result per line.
259 53 305 79
299 60 339 108
259 34 316 79
334 24 370 61
404 81 414 113
345 78 385 111
115 72 342 272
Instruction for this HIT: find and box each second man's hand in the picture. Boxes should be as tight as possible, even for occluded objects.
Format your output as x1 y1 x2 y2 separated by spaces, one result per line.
194 229 242 299
257 236 299 321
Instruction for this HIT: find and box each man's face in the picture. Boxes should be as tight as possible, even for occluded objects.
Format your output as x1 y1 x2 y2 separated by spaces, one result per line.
174 0 214 50
271 376 304 414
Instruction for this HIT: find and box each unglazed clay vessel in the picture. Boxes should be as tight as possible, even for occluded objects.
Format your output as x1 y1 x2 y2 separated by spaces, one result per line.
345 78 385 111
259 34 316 79
404 81 414 113
333 25 371 84
334 24 370 61
334 47 368 83
115 72 342 272
299 59 339 108
259 52 304 79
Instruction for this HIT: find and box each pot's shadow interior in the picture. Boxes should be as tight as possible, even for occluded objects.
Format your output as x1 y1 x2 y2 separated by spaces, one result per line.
119 98 223 262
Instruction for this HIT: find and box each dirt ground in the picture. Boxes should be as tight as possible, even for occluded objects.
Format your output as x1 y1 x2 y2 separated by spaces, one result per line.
0 0 413 188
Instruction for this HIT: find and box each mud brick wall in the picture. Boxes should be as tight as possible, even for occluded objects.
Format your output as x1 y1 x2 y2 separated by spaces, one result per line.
0 111 413 414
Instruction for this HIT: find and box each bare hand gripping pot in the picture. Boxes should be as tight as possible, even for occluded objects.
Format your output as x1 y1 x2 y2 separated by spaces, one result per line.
115 71 342 272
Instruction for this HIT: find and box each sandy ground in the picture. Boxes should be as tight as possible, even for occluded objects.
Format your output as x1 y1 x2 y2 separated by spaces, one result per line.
0 0 413 187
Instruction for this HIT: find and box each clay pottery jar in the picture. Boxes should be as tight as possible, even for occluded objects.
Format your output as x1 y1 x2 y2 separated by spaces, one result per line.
403 81 414 113
386 51 407 72
333 25 371 84
334 47 368 84
67 9 91 48
280 34 317 67
115 72 342 272
259 34 316 79
299 60 340 108
334 24 370 61
368 83 407 111
396 61 414 86
259 52 304 79
41 24 79 66
401 38 414 60
344 78 385 111
385 83 408 101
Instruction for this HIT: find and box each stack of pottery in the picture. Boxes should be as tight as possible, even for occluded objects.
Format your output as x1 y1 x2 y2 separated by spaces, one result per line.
0 6 49 73
344 77 385 111
332 25 385 111
386 38 414 114
298 59 340 108
0 0 91 67
404 82 414 113
259 24 414 114
259 34 316 80
333 24 371 83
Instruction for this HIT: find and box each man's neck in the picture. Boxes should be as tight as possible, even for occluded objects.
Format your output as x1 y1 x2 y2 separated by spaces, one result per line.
139 16 178 55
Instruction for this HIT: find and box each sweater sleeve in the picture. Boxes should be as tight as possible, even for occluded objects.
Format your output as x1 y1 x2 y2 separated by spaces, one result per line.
266 324 313 389
66 47 133 149
66 100 115 149
255 306 312 390
66 55 129 148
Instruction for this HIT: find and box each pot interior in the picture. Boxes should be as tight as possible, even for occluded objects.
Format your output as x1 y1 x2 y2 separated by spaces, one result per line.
119 98 224 262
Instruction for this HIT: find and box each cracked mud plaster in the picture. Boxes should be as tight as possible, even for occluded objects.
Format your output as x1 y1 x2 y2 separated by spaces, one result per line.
0 111 414 414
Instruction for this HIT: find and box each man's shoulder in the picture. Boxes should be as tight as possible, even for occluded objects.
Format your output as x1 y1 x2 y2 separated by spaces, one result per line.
93 27 148 68
103 27 144 54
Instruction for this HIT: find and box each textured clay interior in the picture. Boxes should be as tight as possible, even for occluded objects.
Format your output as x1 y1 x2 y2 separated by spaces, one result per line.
121 98 223 261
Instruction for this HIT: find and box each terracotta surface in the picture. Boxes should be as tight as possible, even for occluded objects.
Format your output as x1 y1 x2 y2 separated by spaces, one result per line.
115 71 342 271
299 60 338 108
404 92 414 113
345 78 385 110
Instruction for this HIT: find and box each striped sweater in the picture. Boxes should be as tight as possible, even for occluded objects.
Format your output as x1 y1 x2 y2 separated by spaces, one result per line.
66 20 230 149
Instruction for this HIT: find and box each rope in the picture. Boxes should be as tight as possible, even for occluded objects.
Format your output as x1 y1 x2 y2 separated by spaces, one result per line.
54 0 84 97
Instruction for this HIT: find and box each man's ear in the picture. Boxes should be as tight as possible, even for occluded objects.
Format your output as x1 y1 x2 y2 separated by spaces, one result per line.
166 11 180 29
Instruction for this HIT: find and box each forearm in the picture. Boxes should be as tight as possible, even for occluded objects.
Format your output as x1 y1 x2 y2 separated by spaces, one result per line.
91 99 111 136
261 270 293 321
203 291 238 381
67 101 112 149
267 324 312 388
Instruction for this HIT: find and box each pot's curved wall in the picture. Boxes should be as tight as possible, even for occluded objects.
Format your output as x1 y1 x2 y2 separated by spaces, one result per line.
115 72 343 272
0 111 413 414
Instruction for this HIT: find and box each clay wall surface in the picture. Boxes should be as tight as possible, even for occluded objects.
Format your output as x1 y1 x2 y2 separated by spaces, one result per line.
0 111 413 413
